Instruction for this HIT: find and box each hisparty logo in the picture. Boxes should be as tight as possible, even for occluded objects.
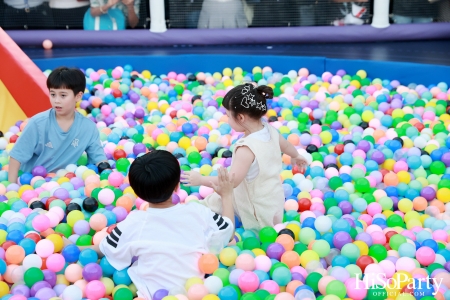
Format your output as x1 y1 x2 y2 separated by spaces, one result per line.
354 273 443 297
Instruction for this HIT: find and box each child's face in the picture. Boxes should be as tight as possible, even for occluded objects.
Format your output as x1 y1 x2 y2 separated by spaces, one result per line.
225 108 245 133
49 88 82 117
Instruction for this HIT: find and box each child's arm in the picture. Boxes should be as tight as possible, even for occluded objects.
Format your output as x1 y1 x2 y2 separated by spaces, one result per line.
7 158 20 184
210 167 235 229
279 134 308 172
181 146 254 189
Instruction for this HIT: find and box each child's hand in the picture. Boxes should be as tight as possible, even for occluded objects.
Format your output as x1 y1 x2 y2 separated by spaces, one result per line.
211 168 235 197
180 171 202 186
291 155 308 173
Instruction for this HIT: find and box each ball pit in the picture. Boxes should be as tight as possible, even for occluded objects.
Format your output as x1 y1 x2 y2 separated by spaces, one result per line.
0 64 450 300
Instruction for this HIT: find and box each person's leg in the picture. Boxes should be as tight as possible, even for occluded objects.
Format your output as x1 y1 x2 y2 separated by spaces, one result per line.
393 15 413 24
412 17 434 23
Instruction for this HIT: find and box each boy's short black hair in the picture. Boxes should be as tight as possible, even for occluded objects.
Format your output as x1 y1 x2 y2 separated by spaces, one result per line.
129 150 180 204
47 67 86 96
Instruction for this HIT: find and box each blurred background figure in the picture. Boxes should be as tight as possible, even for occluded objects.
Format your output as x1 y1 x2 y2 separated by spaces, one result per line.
3 0 55 29
89 0 141 28
198 0 247 28
50 0 90 29
393 0 439 23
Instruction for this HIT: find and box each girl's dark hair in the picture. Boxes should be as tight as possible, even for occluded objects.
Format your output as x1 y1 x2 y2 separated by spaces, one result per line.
128 150 180 204
47 67 86 95
222 83 273 120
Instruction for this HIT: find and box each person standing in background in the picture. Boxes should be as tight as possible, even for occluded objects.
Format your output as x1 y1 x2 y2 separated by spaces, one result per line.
2 0 55 29
89 0 140 28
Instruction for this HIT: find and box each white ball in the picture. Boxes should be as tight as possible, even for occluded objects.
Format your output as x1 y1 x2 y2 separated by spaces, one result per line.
299 179 313 192
23 254 43 270
0 138 7 150
315 215 332 233
204 275 223 294
66 164 77 173
62 285 83 300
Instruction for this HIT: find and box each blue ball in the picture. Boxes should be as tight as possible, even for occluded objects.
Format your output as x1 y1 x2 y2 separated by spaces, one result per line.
99 257 116 277
113 268 132 285
218 286 238 300
6 230 24 244
79 249 99 266
62 244 81 263
421 239 438 252
19 238 36 256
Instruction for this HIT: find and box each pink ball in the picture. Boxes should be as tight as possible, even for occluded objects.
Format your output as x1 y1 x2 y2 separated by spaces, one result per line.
235 254 256 271
393 161 408 173
101 105 112 116
432 229 448 242
108 171 124 187
238 271 259 293
378 259 396 278
199 186 214 199
187 284 208 300
367 203 382 216
284 200 298 211
254 255 272 272
35 239 55 258
395 257 415 272
111 69 122 79
10 296 27 300
416 246 436 266
345 277 367 300
98 189 115 205
85 280 106 300
90 72 100 81
32 214 50 232
46 253 65 272
65 264 83 283
260 280 280 294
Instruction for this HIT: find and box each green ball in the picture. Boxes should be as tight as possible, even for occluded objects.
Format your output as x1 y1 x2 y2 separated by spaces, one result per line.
430 161 446 175
243 237 261 250
174 84 184 95
367 285 387 300
293 243 307 256
116 158 130 173
254 289 269 300
229 284 242 300
0 203 10 216
213 269 230 287
188 152 202 164
369 244 387 262
55 223 73 238
259 227 277 243
241 293 260 300
329 176 343 190
264 295 275 300
341 243 360 263
355 178 370 193
306 272 323 292
76 234 93 246
326 280 347 299
77 154 88 166
114 288 133 300
269 262 288 278
386 214 405 228
389 234 407 251
24 267 44 287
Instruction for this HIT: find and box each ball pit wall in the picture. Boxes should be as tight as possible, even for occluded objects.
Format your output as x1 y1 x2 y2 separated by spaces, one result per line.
32 55 450 86
0 28 50 131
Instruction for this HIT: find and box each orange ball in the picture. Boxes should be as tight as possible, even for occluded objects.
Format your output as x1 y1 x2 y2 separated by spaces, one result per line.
194 136 208 151
92 97 103 108
280 251 300 269
89 214 107 231
430 200 445 213
42 39 53 50
116 196 133 212
384 172 399 186
287 134 299 146
276 235 295 251
286 280 303 295
5 245 25 265
198 254 219 274
413 197 427 211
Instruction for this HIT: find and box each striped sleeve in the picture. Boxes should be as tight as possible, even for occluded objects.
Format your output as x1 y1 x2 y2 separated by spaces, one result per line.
99 223 134 271
206 211 234 254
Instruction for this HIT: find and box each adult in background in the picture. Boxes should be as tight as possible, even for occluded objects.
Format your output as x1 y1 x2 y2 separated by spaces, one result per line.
197 0 247 28
50 0 90 29
2 0 55 29
89 0 140 28
393 0 439 23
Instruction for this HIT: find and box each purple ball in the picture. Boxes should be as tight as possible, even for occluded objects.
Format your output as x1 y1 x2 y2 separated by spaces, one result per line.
291 272 305 283
30 281 52 297
129 93 140 104
133 143 147 155
11 284 30 297
112 206 128 222
371 151 385 164
127 119 137 127
53 188 69 200
43 270 56 287
153 289 169 300
338 201 352 215
224 158 232 167
336 69 346 76
357 140 371 153
53 284 67 296
34 287 56 300
172 193 180 204
82 263 103 282
135 108 145 119
331 121 342 130
266 243 285 260
356 232 373 247
332 231 352 250
421 186 436 201
0 195 7 202
105 205 114 211
32 166 47 177
73 220 90 235
444 261 450 272
70 177 85 190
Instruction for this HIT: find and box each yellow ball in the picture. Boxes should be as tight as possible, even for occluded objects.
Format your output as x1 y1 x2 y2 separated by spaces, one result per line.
160 103 170 114
185 277 204 290
223 68 232 77
57 177 70 185
310 85 319 92
219 248 238 266
353 240 369 256
383 159 396 171
297 191 311 200
319 131 332 145
142 70 151 79
156 133 170 146
356 70 367 79
234 74 243 81
100 180 110 188
202 295 220 300
200 165 213 176
67 210 85 227
223 79 233 87
424 144 438 154
129 283 137 296
112 285 129 296
213 72 222 80
0 281 10 298
392 109 405 119
0 230 6 247
101 277 115 295
178 137 191 149
397 171 411 184
5 191 19 199
252 66 262 74
47 234 64 252
82 170 96 181
437 187 450 203
350 80 361 89
300 250 319 268
285 224 300 241
233 67 243 75
404 211 420 223
252 248 266 256
18 185 33 197
406 219 422 230
398 198 413 213
280 170 293 180
163 297 178 300
147 101 158 111
56 274 70 285
267 109 277 118
361 111 374 123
